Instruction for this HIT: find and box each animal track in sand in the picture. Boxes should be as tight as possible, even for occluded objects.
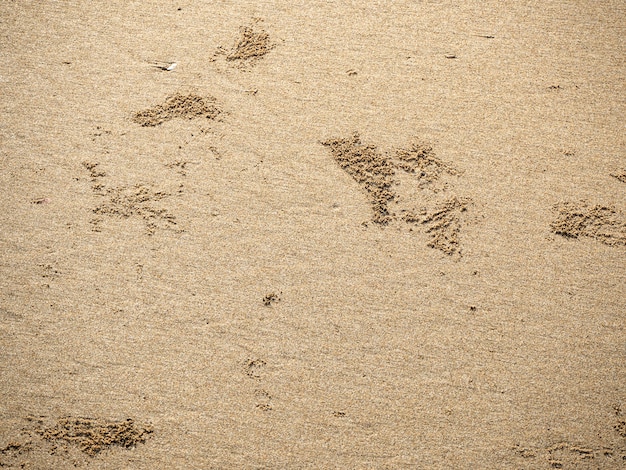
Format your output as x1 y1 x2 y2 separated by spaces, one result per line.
262 291 282 307
244 358 267 379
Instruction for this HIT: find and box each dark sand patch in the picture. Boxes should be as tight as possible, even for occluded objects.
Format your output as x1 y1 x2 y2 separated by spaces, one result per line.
132 93 221 127
36 417 153 457
551 201 626 246
262 291 282 306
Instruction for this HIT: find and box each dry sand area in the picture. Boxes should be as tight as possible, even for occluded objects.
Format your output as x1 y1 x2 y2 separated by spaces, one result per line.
1 1 625 468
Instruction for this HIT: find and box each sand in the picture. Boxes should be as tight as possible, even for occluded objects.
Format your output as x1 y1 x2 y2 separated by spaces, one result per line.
1 1 625 468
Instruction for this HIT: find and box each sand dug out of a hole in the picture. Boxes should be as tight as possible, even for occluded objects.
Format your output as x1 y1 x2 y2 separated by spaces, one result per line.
133 93 221 127
227 24 273 61
322 133 396 225
551 201 626 246
37 417 153 456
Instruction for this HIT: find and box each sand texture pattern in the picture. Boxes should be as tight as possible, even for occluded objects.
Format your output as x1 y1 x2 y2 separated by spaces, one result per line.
1 0 625 468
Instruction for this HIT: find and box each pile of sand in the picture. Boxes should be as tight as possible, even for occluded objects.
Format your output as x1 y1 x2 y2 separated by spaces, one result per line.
322 133 471 255
322 133 396 225
226 24 273 62
132 93 221 127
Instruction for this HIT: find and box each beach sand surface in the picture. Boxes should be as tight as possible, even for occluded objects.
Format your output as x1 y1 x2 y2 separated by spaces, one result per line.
1 1 625 468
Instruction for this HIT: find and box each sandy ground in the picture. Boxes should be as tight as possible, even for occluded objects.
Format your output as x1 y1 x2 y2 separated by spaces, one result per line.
1 1 625 468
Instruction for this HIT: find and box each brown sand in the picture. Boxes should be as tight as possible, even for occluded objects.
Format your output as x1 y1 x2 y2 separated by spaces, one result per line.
1 1 625 468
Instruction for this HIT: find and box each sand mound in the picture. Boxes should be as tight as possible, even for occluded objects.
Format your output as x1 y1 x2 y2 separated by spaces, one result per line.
551 201 626 246
322 133 395 225
37 417 152 456
132 93 221 127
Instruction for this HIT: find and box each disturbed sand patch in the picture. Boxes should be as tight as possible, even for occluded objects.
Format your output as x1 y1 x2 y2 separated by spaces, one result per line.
512 407 626 467
92 184 177 235
0 440 32 468
214 20 274 68
403 196 471 256
551 201 626 246
322 133 396 225
393 141 459 188
227 25 273 62
36 417 153 456
83 162 179 235
322 133 470 255
132 93 221 127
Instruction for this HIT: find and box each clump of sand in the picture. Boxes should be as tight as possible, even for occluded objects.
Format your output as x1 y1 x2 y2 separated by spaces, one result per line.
82 162 178 235
212 21 275 68
132 93 221 127
322 133 471 255
403 196 471 255
394 142 459 186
